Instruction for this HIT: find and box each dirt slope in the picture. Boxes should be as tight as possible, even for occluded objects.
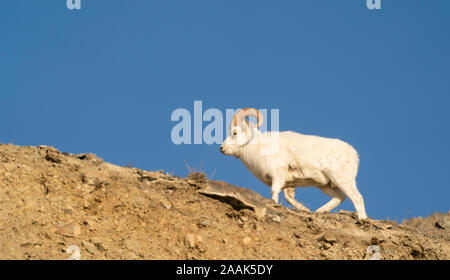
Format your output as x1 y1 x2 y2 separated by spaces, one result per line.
0 144 448 260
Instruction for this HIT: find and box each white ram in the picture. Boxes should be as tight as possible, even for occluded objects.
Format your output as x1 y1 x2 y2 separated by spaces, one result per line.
220 108 368 219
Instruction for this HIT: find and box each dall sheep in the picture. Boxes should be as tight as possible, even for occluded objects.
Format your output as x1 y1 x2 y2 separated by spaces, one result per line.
220 108 368 219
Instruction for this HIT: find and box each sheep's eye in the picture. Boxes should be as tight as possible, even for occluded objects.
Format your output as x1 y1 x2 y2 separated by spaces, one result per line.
233 132 238 136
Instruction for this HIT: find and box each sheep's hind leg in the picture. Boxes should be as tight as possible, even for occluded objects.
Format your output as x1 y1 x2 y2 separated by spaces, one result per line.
283 187 311 213
316 185 345 213
341 180 367 219
323 170 368 220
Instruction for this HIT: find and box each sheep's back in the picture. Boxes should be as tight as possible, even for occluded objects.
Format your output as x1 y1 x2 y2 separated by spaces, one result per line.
279 131 359 178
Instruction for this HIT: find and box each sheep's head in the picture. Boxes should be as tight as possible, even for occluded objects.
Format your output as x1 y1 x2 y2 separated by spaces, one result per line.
220 108 263 158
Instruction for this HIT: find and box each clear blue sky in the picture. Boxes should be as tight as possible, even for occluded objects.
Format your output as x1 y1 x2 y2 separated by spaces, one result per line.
1 1 449 221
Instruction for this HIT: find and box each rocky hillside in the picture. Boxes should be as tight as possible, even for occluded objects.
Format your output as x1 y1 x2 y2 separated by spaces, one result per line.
0 144 448 260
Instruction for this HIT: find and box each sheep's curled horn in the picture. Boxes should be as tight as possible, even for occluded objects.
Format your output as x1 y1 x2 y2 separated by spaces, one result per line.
232 108 264 128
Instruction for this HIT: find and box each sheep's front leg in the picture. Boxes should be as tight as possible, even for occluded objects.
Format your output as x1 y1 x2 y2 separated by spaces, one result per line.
271 178 285 204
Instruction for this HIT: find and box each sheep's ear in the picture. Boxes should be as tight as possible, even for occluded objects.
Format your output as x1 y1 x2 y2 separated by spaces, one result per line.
242 119 251 128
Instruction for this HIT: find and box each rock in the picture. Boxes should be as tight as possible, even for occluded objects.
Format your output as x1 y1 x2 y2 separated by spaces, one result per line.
253 224 261 232
45 151 63 164
198 181 267 219
242 237 252 245
82 241 97 255
62 208 73 215
83 200 90 209
94 242 106 252
81 168 109 188
41 146 63 164
371 234 385 245
159 197 172 210
20 242 33 248
77 153 96 160
185 234 203 248
338 210 357 219
240 216 249 222
143 189 173 211
83 177 99 187
318 233 337 244
51 222 81 237
2 144 450 260
186 172 208 189
197 218 210 228
268 214 281 223
320 242 332 250
435 218 450 230
136 170 158 183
